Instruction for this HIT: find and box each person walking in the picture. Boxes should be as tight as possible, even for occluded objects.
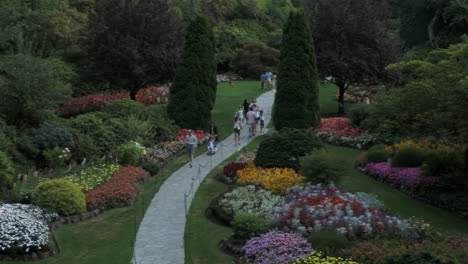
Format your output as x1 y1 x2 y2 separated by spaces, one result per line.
259 110 265 133
185 129 198 168
272 73 277 89
243 99 250 120
234 106 244 127
265 71 272 88
246 107 257 137
234 117 242 145
260 72 267 90
208 122 218 141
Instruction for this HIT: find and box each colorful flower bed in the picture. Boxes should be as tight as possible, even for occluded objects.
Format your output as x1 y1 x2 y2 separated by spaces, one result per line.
0 204 58 253
218 185 284 218
242 231 313 264
145 141 186 167
270 184 428 239
237 163 304 194
362 162 433 190
384 139 462 154
85 166 149 209
294 251 360 264
176 129 207 141
223 162 246 181
57 86 169 117
59 164 120 192
312 118 375 149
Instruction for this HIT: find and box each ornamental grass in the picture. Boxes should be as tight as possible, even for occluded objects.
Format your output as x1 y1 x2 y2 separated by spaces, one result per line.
237 163 304 194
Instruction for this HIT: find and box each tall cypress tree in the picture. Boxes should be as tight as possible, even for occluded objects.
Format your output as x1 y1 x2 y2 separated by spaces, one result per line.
273 10 320 130
167 15 217 130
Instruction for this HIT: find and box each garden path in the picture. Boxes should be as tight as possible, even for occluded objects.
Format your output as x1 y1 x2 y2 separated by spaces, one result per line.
133 90 276 264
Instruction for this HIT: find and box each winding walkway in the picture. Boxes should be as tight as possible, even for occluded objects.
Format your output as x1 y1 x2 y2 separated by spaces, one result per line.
133 90 275 264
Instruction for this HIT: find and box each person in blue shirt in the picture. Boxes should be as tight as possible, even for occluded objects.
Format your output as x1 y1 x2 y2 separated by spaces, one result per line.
185 130 198 167
260 73 267 90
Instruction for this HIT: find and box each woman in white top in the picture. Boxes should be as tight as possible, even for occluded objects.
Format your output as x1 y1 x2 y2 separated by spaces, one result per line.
234 117 242 145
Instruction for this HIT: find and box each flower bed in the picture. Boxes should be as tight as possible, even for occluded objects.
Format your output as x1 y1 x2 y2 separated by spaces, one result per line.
176 129 207 141
237 163 304 194
242 231 312 264
85 166 150 209
362 162 432 190
0 204 58 253
218 185 284 219
270 184 428 239
384 139 462 154
145 141 186 167
312 118 374 149
235 151 256 164
58 164 120 192
294 251 360 264
223 162 246 182
57 86 169 117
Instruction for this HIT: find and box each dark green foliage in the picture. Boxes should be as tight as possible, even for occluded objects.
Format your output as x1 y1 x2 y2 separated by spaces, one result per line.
0 151 15 199
32 179 86 216
231 213 269 240
391 147 425 168
422 149 464 177
366 145 390 163
142 161 160 176
307 231 351 255
254 128 323 170
300 149 346 184
115 142 145 166
348 105 371 127
384 252 452 264
30 122 75 151
167 15 217 130
234 42 279 79
398 0 434 47
273 10 320 130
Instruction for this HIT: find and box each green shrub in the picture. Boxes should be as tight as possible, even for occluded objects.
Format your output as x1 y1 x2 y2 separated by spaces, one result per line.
142 161 160 176
42 147 72 168
30 122 74 151
391 146 425 168
115 142 145 166
307 231 351 255
231 213 269 241
422 149 464 176
32 179 86 216
348 104 371 127
234 42 279 79
299 149 346 184
0 151 15 198
366 150 389 163
254 128 323 171
384 252 452 264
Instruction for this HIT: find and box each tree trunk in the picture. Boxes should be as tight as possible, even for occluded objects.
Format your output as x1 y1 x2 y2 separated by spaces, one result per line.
338 84 345 114
130 89 137 100
428 9 441 49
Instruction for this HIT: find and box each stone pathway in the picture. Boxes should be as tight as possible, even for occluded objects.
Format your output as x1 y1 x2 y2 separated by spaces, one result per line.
133 90 275 264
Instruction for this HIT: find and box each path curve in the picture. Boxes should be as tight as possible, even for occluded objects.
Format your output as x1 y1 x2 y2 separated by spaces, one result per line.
133 90 275 264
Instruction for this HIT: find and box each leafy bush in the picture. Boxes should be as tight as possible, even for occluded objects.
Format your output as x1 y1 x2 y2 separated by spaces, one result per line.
218 185 284 218
42 147 72 168
32 179 86 216
60 163 120 192
232 213 269 240
234 42 280 79
0 151 15 198
391 147 425 168
237 164 304 194
116 142 145 166
242 231 313 264
365 150 389 163
300 149 346 184
384 253 450 264
307 231 351 255
422 149 464 176
142 161 160 176
223 162 246 181
293 251 359 264
254 128 323 170
348 105 371 127
30 122 75 151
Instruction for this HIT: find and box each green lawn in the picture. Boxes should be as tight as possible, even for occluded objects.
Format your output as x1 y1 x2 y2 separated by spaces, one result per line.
319 82 363 114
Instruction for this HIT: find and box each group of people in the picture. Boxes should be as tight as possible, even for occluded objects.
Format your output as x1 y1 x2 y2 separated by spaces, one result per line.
260 71 276 90
234 99 265 145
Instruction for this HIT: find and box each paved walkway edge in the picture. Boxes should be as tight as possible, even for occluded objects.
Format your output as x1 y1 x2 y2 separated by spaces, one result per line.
133 90 275 264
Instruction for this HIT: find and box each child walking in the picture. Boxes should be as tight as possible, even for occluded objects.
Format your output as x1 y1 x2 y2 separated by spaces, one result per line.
234 117 242 145
259 110 265 133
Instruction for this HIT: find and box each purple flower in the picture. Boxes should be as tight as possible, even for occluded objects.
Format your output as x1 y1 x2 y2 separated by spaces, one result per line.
363 162 428 190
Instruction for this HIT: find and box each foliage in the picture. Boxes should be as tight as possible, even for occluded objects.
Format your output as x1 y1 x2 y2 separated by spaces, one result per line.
85 0 184 99
234 42 280 79
141 161 159 176
0 203 58 253
145 141 185 167
32 179 86 216
237 163 304 194
167 15 217 130
42 146 72 168
57 163 120 192
235 151 257 164
0 54 73 128
218 185 284 217
365 150 390 164
231 212 269 240
223 162 246 181
273 10 320 129
115 142 145 166
313 118 375 148
293 251 359 264
242 231 313 264
0 151 15 198
391 147 425 168
305 0 398 114
307 231 351 255
254 128 323 170
383 252 450 264
300 149 346 185
85 166 149 209
29 121 75 151
384 139 462 154
348 105 371 127
422 149 464 176
363 162 426 190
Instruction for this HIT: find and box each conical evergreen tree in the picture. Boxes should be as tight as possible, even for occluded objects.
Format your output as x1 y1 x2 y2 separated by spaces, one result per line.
167 15 217 130
273 9 320 130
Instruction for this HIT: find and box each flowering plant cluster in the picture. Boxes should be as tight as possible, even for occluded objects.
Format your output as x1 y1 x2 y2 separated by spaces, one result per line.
176 129 207 141
57 86 169 117
216 74 242 83
223 162 246 180
218 185 284 218
270 184 425 239
235 151 256 164
145 141 185 167
312 118 375 149
293 251 360 264
0 204 58 252
242 231 313 264
362 162 435 190
384 139 462 154
86 166 149 209
237 163 304 194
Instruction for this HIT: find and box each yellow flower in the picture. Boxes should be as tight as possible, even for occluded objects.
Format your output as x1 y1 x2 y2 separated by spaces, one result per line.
237 164 303 194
